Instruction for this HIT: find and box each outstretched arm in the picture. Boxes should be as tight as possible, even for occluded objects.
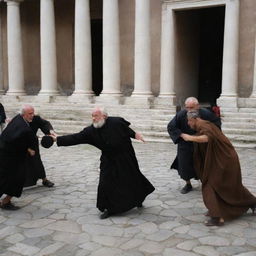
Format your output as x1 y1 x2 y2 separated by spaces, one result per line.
180 133 208 143
135 132 145 142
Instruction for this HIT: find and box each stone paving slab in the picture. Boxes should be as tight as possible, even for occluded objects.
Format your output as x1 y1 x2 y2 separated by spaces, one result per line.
1 142 256 256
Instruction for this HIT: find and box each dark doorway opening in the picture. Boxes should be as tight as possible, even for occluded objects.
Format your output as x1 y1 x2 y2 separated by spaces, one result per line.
91 19 103 96
197 6 225 105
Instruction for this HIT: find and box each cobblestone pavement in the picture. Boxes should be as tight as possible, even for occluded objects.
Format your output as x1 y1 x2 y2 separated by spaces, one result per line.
1 142 256 256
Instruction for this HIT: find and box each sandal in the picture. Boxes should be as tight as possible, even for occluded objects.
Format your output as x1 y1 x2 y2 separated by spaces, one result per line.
204 217 224 226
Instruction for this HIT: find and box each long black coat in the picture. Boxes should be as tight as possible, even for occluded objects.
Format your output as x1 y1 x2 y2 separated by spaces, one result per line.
167 108 221 181
0 103 6 124
0 114 37 197
24 115 53 187
57 117 155 214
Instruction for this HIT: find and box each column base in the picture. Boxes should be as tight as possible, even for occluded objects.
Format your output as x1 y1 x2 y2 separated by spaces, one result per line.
217 95 238 109
38 90 60 96
6 90 26 96
0 90 5 95
72 90 94 96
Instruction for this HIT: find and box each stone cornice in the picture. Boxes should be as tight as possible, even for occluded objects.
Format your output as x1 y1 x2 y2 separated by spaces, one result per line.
163 0 238 10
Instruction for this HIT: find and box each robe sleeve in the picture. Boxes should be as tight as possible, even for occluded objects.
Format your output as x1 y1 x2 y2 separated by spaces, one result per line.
167 114 182 144
57 127 92 147
35 115 54 134
118 117 136 139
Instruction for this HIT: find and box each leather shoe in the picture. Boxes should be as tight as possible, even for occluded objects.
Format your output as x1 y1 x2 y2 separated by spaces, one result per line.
100 210 111 219
42 179 54 187
180 184 192 194
0 201 20 210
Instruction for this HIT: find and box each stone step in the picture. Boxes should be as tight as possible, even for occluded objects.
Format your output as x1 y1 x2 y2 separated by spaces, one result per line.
222 122 256 129
223 128 256 135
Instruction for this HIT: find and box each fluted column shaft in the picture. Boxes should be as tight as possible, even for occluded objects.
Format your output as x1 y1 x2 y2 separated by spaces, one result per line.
6 0 25 95
101 0 121 95
132 0 152 96
73 0 93 95
39 0 59 95
159 6 175 97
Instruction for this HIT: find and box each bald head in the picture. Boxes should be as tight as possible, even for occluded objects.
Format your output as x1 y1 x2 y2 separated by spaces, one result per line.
21 104 35 122
185 97 199 111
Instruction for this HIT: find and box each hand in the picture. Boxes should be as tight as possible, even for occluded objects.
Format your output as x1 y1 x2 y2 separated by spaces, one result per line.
135 132 145 142
27 148 35 156
180 133 191 141
50 130 57 136
49 134 57 142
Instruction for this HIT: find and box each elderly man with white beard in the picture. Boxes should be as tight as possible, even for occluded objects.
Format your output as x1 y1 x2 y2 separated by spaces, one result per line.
51 107 155 219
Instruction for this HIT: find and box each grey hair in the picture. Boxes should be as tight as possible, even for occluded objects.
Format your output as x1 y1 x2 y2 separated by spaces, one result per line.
185 97 199 105
187 110 200 119
20 104 34 115
93 106 108 117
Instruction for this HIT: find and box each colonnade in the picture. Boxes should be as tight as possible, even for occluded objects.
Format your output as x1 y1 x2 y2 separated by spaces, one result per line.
0 0 255 107
0 0 157 99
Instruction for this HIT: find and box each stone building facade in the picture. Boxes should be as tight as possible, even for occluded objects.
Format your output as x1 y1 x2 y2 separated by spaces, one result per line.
0 0 255 109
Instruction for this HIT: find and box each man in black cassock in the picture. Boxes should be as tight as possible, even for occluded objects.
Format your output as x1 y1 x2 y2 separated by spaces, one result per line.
0 104 37 210
52 107 155 219
0 102 6 133
167 97 221 194
24 112 56 188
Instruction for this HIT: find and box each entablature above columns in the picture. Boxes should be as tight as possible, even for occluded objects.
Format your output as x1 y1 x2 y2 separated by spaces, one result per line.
163 0 238 10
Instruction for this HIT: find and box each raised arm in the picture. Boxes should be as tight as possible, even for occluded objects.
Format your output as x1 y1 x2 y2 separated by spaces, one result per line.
180 133 208 143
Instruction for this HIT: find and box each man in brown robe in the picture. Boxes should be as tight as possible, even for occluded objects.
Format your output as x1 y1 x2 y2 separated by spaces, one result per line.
181 110 256 226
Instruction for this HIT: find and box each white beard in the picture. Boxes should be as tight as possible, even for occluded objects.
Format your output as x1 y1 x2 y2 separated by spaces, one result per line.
93 119 106 128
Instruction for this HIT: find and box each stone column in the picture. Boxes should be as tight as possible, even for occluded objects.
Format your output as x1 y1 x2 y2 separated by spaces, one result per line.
218 0 239 107
5 0 26 95
132 0 152 96
39 0 59 95
251 35 256 97
0 11 4 94
101 0 121 96
73 0 93 96
159 5 176 105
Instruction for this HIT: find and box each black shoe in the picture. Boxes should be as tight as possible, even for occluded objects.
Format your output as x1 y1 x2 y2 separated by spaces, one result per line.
0 202 20 211
100 210 111 219
180 184 192 194
42 180 54 187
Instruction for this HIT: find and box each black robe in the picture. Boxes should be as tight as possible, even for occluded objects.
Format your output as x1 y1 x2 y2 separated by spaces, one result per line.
57 117 155 214
24 115 53 187
0 114 37 197
0 103 6 124
167 108 221 181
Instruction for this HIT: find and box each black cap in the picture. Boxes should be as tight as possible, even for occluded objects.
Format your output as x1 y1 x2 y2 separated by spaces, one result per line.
41 135 54 148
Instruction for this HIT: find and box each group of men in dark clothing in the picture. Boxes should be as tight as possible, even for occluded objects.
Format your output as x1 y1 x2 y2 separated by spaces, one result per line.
0 98 255 226
0 104 54 210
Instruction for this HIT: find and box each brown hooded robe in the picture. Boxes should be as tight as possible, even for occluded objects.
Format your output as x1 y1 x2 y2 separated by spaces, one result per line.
193 119 256 221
